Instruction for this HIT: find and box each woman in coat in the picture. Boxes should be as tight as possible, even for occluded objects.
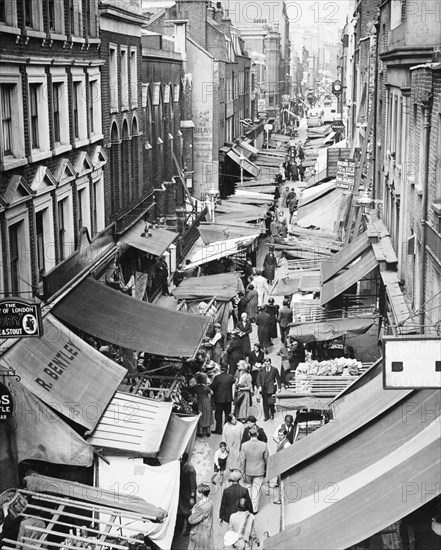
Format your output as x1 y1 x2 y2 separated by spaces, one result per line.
256 306 272 351
235 312 252 358
264 297 280 340
188 484 214 550
244 284 258 322
234 360 253 422
192 373 213 437
222 413 245 471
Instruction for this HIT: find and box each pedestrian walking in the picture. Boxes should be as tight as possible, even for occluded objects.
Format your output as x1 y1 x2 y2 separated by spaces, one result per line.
235 312 252 358
297 142 305 161
289 194 298 224
172 263 185 288
277 300 292 344
272 428 292 505
229 499 258 549
281 186 290 208
278 214 288 238
286 188 296 207
187 484 214 550
239 427 269 514
264 298 279 341
287 339 306 371
219 471 253 525
222 413 245 471
204 322 224 364
234 361 253 422
192 373 213 437
241 415 268 444
257 358 281 421
210 366 235 434
252 271 269 307
291 162 299 182
176 453 197 537
262 245 278 284
227 331 244 376
211 441 229 486
243 284 258 322
256 306 272 351
298 161 305 181
155 255 170 296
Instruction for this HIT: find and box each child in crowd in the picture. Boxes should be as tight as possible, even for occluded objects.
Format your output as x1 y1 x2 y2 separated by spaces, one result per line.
211 441 229 486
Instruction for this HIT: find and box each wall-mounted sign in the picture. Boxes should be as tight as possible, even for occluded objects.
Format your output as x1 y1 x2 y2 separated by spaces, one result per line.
0 382 14 421
258 99 266 113
336 157 356 190
0 299 43 338
383 336 441 389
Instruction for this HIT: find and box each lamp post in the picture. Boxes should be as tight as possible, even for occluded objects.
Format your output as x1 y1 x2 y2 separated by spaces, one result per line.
239 152 245 186
207 184 218 223
358 190 373 215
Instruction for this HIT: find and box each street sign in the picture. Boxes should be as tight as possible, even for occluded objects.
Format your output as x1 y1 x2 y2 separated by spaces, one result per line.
383 336 441 388
0 298 43 338
335 157 356 190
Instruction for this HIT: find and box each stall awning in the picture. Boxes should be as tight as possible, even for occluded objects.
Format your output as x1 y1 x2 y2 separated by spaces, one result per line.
173 272 243 301
321 232 371 283
239 140 259 155
182 234 259 269
276 394 333 411
52 278 209 358
268 366 412 480
0 378 93 477
119 220 177 256
215 201 266 217
158 414 200 464
380 270 416 332
87 392 173 456
297 187 344 233
3 313 126 430
227 147 261 178
320 249 379 305
299 180 337 207
198 223 261 245
265 382 440 550
289 315 378 343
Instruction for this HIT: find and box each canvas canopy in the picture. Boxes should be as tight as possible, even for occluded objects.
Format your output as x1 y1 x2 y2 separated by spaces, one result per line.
173 272 242 301
289 316 378 343
297 187 345 233
119 220 177 256
198 223 260 245
2 313 126 430
227 148 260 178
265 380 440 550
87 392 173 456
182 234 259 269
52 278 209 358
321 232 371 283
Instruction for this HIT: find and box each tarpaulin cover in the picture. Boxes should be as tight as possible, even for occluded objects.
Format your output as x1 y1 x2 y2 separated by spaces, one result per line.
3 313 126 430
99 457 180 550
158 414 200 464
173 272 242 301
265 387 440 550
297 188 344 233
119 220 177 257
270 277 301 296
289 316 377 343
182 234 259 269
87 392 173 456
276 393 333 411
267 366 412 480
298 180 337 207
321 232 371 283
52 278 209 358
198 223 261 245
320 249 379 305
227 148 261 177
215 201 266 217
0 378 93 490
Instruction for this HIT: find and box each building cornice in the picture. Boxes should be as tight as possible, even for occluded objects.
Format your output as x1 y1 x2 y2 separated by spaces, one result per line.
380 46 434 65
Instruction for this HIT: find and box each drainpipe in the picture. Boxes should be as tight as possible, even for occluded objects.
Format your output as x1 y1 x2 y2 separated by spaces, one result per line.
372 10 380 200
419 96 432 332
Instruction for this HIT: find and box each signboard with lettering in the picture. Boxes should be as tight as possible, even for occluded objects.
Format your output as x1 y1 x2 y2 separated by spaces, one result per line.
3 314 126 429
336 158 356 190
258 99 266 113
0 299 43 338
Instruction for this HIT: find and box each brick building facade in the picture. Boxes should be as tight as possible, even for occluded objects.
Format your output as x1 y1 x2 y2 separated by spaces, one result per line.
0 0 106 299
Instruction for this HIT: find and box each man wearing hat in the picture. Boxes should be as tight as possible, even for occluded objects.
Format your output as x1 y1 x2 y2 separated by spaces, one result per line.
204 323 224 364
210 366 235 434
262 245 278 284
219 471 252 525
241 415 267 444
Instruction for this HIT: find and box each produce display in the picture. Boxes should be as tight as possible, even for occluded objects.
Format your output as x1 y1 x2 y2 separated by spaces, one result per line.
296 357 362 377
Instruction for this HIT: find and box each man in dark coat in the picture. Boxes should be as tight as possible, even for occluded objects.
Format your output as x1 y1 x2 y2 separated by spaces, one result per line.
210 366 235 434
226 332 243 376
262 246 278 284
256 306 272 350
278 299 293 344
241 415 268 444
291 162 299 182
257 358 281 421
176 453 197 536
286 188 296 208
219 471 252 524
298 161 306 181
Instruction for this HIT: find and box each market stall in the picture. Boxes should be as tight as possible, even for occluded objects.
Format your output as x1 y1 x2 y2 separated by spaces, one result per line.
1 473 168 550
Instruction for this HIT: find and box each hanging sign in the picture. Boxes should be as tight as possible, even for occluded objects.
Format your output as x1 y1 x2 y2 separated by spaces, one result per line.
0 298 43 338
336 157 356 190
